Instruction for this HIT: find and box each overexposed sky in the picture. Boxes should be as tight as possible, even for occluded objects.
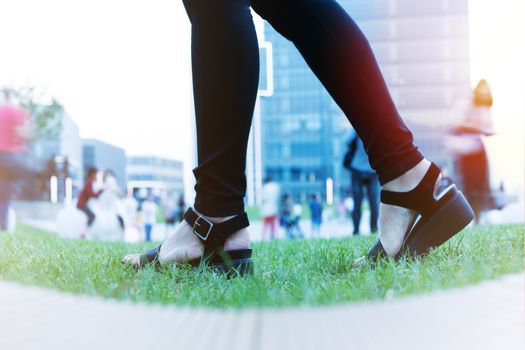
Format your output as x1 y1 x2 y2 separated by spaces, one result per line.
0 0 193 160
468 0 525 191
0 0 524 192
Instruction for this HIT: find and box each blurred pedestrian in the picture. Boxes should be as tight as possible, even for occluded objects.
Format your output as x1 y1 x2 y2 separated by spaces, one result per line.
103 169 122 196
343 195 354 222
164 196 177 229
261 176 280 240
164 195 184 237
280 194 303 239
176 195 186 223
343 129 380 235
102 169 124 230
449 79 494 223
77 167 103 228
123 191 139 228
142 195 157 242
0 89 33 231
308 192 323 237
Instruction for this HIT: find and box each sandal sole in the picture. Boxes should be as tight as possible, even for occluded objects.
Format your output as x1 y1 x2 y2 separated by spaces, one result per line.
364 189 473 264
213 258 254 277
404 190 474 256
128 247 254 278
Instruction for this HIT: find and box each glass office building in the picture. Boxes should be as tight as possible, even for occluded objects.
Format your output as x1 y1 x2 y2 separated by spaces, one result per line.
126 155 184 200
260 0 471 202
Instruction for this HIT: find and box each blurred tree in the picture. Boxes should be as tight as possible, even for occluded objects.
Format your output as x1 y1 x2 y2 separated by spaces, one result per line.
8 87 64 140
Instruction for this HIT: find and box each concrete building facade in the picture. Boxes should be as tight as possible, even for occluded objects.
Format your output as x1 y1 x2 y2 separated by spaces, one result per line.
82 139 127 189
32 114 83 201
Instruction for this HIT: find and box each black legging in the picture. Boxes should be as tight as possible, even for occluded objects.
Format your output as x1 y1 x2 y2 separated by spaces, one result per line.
183 0 423 217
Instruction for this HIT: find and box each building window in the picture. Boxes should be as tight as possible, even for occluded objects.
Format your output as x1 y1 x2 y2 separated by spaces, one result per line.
265 167 284 182
83 146 95 167
265 144 283 158
290 142 322 158
305 118 321 131
290 168 302 181
281 98 290 112
282 120 301 134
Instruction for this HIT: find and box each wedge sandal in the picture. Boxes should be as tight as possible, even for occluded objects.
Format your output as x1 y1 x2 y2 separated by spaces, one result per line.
366 162 474 261
125 208 254 276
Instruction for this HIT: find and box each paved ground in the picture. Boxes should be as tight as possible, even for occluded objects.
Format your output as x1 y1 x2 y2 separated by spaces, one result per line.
23 199 524 243
23 207 414 243
0 273 523 350
24 216 376 242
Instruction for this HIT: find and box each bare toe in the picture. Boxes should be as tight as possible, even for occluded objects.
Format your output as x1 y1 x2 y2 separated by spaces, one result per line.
122 253 141 267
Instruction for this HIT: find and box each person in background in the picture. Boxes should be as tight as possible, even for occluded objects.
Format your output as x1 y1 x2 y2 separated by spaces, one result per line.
135 205 144 238
0 89 33 231
344 129 380 235
123 190 139 228
176 195 186 223
308 192 323 238
77 167 103 228
142 195 158 242
261 176 280 240
103 169 122 196
279 193 303 239
343 194 354 222
448 79 495 224
102 169 124 230
164 196 177 230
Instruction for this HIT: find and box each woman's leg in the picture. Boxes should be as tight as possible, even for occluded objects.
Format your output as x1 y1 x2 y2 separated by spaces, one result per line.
124 0 258 265
262 217 269 240
144 224 152 242
0 195 9 232
0 176 10 231
252 0 433 255
186 0 260 217
270 216 278 238
252 0 423 183
79 207 96 227
163 0 258 261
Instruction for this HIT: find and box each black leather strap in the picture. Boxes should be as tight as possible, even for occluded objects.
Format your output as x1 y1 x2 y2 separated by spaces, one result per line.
380 163 443 217
367 240 387 260
184 208 249 254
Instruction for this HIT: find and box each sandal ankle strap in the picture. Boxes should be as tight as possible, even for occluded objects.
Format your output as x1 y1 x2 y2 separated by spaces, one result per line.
184 208 249 254
380 162 448 217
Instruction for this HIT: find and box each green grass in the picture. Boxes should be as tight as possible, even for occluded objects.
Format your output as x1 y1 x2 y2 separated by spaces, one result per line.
0 223 523 309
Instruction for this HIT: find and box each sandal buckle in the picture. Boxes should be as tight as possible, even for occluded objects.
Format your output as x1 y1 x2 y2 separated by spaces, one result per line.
193 215 214 241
